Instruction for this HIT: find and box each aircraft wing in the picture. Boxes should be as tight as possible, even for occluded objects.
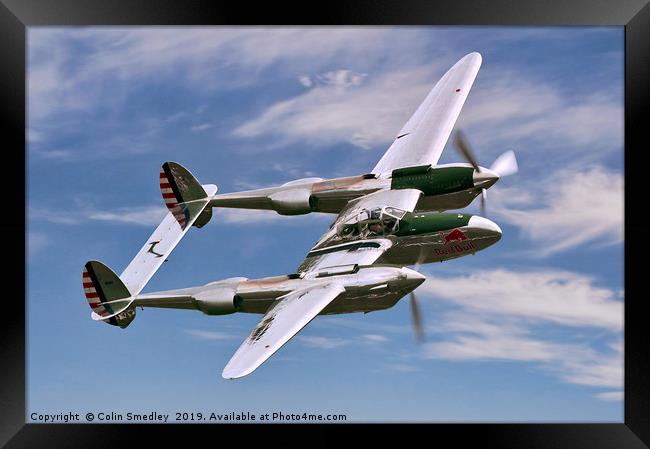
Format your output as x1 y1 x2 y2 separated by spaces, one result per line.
222 283 346 379
372 52 482 174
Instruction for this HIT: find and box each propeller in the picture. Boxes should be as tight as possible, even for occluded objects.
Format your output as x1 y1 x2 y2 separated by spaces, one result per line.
409 291 425 343
489 149 519 177
480 188 487 216
454 130 480 172
453 130 519 216
409 247 428 343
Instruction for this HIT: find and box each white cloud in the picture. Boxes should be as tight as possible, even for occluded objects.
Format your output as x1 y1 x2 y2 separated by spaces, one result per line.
362 334 388 343
190 123 214 132
298 75 312 87
28 28 622 171
35 149 76 160
595 391 624 402
31 203 166 227
315 316 409 335
185 329 236 341
423 314 622 391
418 268 623 396
27 129 44 143
313 70 366 90
233 61 622 158
30 201 333 228
27 231 50 256
491 166 623 256
298 335 348 349
30 207 83 225
377 363 420 373
87 206 168 226
28 28 418 123
458 76 623 156
233 65 436 150
421 268 622 330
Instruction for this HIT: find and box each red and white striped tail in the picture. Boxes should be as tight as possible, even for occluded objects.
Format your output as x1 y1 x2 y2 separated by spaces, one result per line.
82 266 110 318
82 261 136 328
159 167 188 229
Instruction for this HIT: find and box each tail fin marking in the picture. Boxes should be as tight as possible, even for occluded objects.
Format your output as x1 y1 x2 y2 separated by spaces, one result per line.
83 261 136 328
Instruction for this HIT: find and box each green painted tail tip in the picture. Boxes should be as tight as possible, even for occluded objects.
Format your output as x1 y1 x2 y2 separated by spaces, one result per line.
162 161 207 202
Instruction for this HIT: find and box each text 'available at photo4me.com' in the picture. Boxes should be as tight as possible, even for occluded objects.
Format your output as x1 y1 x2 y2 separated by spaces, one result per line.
29 410 348 423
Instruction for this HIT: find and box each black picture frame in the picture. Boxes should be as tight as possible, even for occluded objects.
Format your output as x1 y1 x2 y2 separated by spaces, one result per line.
5 0 649 447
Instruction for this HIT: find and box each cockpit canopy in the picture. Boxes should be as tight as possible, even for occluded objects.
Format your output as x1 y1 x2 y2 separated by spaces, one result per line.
336 206 406 239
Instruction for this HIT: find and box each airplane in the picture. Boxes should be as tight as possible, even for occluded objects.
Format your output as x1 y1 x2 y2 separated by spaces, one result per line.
82 52 515 379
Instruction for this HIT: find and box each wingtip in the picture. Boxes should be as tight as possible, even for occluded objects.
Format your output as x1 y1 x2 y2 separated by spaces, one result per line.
464 51 482 64
451 52 482 72
221 367 251 380
222 358 262 379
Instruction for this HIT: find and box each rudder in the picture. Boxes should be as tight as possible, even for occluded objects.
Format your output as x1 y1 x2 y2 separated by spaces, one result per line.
83 261 136 328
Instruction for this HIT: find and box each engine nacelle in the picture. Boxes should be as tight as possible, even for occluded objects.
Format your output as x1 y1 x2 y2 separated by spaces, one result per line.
269 188 313 215
195 286 242 315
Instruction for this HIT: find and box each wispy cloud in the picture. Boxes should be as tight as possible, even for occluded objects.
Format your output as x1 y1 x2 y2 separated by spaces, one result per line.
234 63 622 158
491 166 623 256
423 313 622 391
30 202 333 228
30 204 167 227
28 28 421 123
27 231 50 256
300 70 367 90
297 335 348 349
185 329 236 341
88 206 168 226
596 391 624 402
375 363 420 373
418 268 623 396
421 268 623 330
233 65 437 150
190 123 214 132
458 77 622 159
362 334 388 343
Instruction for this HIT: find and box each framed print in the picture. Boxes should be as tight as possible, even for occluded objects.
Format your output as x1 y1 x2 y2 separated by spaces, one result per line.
5 0 650 447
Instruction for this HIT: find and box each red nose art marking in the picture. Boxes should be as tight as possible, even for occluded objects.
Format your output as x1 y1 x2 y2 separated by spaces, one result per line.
444 229 468 244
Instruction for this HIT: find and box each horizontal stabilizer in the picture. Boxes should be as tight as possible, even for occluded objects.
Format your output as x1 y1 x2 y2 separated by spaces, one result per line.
83 162 217 328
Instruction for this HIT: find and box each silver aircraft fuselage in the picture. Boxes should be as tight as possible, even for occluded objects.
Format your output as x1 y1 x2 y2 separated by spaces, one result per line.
135 215 501 316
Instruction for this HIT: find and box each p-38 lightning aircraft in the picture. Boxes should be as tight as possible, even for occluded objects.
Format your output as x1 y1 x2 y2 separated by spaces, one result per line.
82 52 517 379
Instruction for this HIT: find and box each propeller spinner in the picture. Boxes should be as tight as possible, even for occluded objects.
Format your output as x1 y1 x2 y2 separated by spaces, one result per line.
454 130 518 215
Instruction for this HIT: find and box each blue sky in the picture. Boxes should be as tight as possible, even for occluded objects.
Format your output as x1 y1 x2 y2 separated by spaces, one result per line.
27 27 623 422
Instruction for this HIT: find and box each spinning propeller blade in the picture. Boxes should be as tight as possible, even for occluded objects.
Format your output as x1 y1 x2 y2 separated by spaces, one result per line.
410 291 425 343
455 129 518 216
490 150 519 177
454 130 481 172
480 188 487 216
408 248 428 343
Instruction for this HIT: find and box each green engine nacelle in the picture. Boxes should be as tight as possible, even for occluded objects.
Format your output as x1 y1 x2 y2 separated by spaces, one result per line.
390 165 474 196
395 211 472 237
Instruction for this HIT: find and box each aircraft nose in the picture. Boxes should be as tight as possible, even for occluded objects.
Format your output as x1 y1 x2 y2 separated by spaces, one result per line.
473 168 499 188
399 267 426 288
468 215 502 235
